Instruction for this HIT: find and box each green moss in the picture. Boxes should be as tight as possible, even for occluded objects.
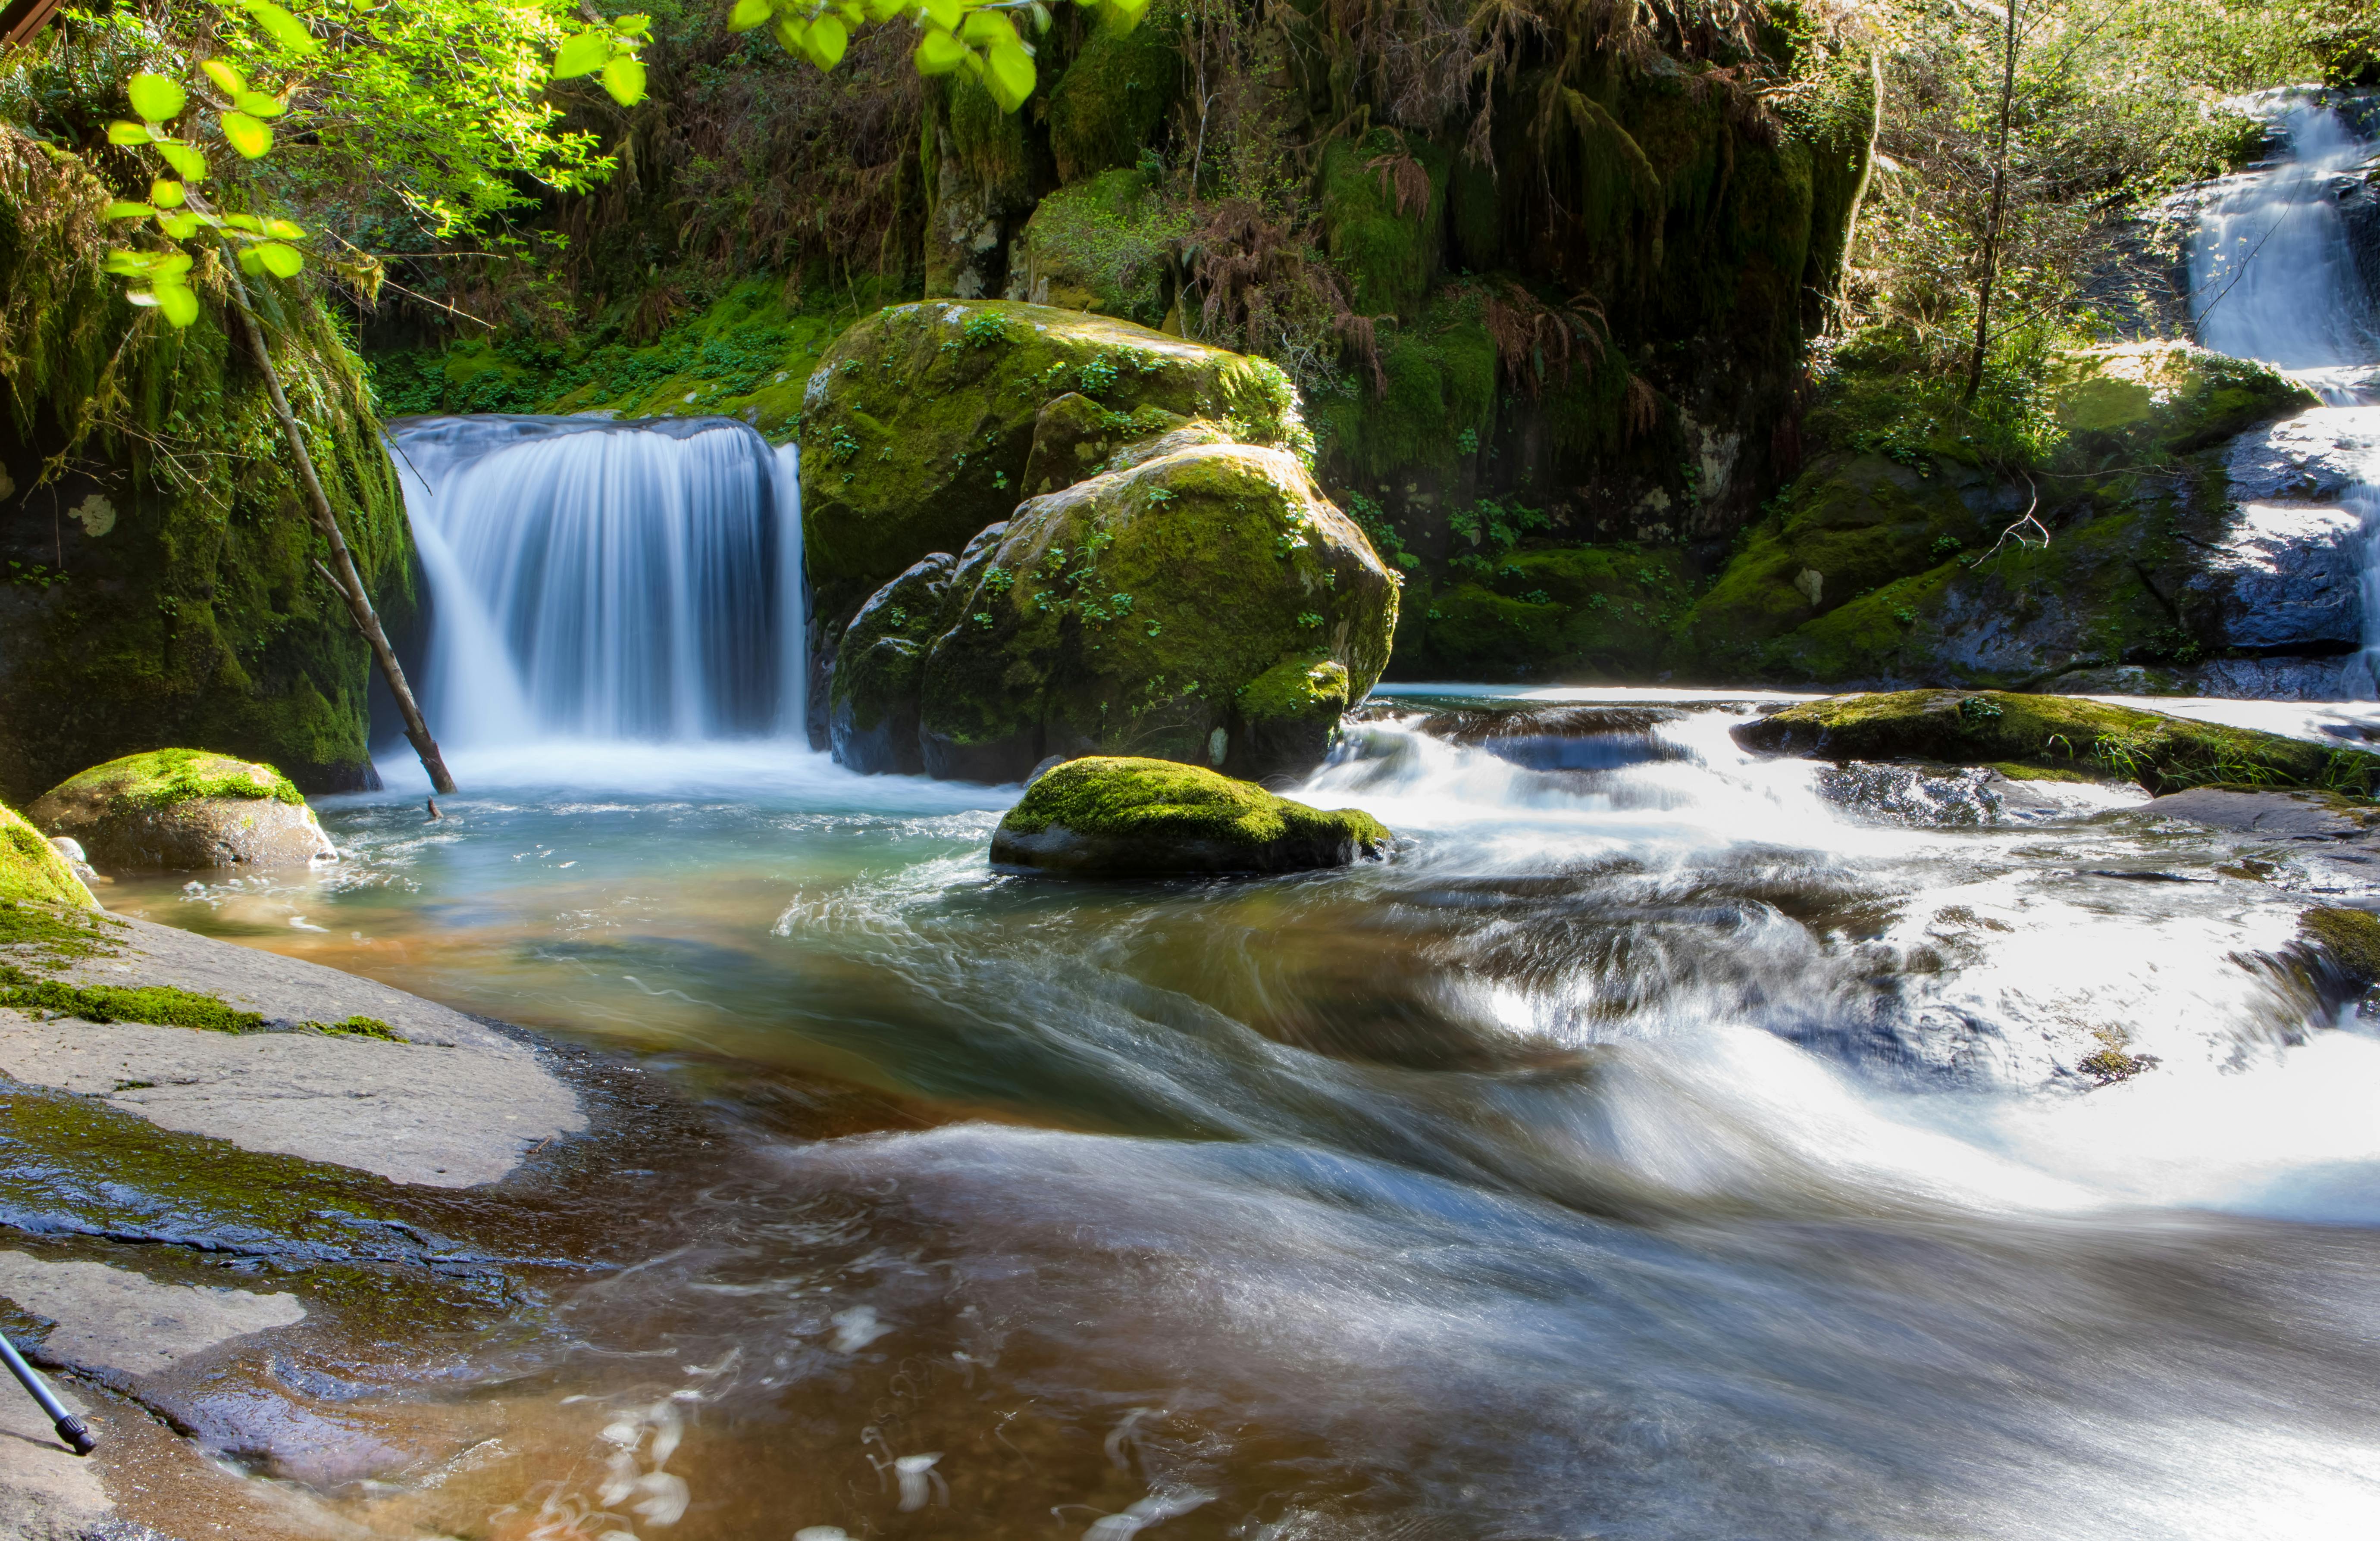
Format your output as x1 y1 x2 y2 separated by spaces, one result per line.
1240 657 1350 722
1313 288 1498 481
39 749 303 813
1007 754 1383 838
0 900 121 966
1046 7 1182 183
1989 760 2106 784
0 135 407 803
304 1014 402 1041
2298 906 2380 986
1016 169 1192 325
1319 129 1449 321
1418 545 1689 681
0 965 265 1033
1737 690 2380 795
799 300 1312 626
2048 342 2316 463
0 808 95 911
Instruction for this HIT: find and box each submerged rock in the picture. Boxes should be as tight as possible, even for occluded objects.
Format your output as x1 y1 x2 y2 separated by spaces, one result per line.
989 756 1390 875
0 801 98 909
1732 690 2380 794
28 749 336 871
833 440 1399 785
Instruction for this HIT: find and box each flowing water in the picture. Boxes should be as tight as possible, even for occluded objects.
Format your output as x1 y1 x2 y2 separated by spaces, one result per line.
84 100 2380 1540
103 697 2380 1540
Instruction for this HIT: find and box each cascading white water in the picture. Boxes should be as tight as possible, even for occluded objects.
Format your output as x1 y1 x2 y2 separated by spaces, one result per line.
2189 91 2380 691
387 415 805 750
2191 92 2380 378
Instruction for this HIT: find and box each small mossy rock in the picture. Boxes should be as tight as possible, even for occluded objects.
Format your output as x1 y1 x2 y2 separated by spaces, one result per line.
2297 906 2380 990
1732 690 2380 795
2047 342 2317 461
911 442 1400 784
829 551 962 776
797 300 1311 629
989 756 1389 875
28 750 335 872
0 803 98 910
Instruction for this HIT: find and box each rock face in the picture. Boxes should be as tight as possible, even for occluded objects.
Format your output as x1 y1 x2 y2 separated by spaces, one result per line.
989 756 1390 875
28 750 337 872
831 441 1399 784
0 802 97 909
795 299 1311 677
2188 503 2364 653
1732 690 2380 794
2047 341 2319 459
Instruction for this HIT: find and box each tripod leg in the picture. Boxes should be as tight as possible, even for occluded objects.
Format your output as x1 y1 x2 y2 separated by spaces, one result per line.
0 1332 95 1455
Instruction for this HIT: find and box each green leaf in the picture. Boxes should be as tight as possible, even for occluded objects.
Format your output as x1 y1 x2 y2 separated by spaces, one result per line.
105 250 155 276
155 283 200 326
127 72 186 123
233 90 286 119
241 0 320 54
237 247 264 275
255 241 304 277
864 0 904 18
600 55 646 105
222 213 264 231
154 141 207 181
986 37 1036 110
153 251 193 277
159 211 204 238
200 59 246 96
924 0 961 30
105 121 152 146
222 111 273 158
960 9 1012 44
264 217 305 239
727 0 771 32
773 16 808 54
914 28 967 75
553 28 611 80
102 201 155 220
150 178 185 208
806 14 848 69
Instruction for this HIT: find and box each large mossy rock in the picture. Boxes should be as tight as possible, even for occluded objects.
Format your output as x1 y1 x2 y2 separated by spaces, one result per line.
832 439 1398 783
989 756 1390 875
0 135 408 805
2048 342 2317 463
796 300 1310 635
29 750 336 872
1733 690 2380 795
0 802 98 910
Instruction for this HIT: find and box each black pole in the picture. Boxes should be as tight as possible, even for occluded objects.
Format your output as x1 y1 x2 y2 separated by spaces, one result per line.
0 1332 94 1455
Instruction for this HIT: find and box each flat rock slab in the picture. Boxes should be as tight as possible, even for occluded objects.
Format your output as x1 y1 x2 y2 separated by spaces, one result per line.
0 1254 302 1379
0 915 583 1188
2142 788 2378 840
0 1371 105 1541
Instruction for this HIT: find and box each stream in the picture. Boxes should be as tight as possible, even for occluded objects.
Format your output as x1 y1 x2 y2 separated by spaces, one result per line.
88 82 2380 1541
101 697 2380 1540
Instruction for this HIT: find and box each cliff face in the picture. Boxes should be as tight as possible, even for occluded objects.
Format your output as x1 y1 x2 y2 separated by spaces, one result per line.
0 132 413 802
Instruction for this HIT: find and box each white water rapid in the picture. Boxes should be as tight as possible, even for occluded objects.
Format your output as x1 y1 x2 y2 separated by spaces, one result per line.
386 414 805 751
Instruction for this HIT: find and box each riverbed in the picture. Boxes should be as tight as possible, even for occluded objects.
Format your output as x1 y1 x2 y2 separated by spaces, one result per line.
98 691 2380 1539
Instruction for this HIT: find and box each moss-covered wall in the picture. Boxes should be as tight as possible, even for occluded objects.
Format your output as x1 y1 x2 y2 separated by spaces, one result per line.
0 133 410 803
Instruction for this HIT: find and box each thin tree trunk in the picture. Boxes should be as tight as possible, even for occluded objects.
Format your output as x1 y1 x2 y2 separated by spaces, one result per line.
220 256 457 794
1964 0 2020 403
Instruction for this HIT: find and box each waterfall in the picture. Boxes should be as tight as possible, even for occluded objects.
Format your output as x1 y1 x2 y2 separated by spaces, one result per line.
386 415 805 748
2188 91 2380 694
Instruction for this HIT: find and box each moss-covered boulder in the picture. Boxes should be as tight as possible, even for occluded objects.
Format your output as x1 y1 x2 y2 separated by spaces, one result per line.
899 441 1398 783
1014 169 1191 326
0 802 99 910
1732 691 2380 795
28 750 336 872
796 300 1311 633
2047 342 2317 463
829 546 971 776
989 756 1389 875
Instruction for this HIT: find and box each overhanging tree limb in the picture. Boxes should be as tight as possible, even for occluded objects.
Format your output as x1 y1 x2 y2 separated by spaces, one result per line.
219 253 457 794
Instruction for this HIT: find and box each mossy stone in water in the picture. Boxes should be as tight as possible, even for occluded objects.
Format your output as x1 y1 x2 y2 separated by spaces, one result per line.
2297 907 2380 988
990 756 1390 875
29 749 335 872
796 300 1311 628
1733 690 2380 795
0 803 97 910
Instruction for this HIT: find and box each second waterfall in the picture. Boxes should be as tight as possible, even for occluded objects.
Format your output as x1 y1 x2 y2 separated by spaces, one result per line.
388 416 805 748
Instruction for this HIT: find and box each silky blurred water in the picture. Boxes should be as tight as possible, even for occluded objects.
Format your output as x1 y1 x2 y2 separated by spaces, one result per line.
104 698 2380 1540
